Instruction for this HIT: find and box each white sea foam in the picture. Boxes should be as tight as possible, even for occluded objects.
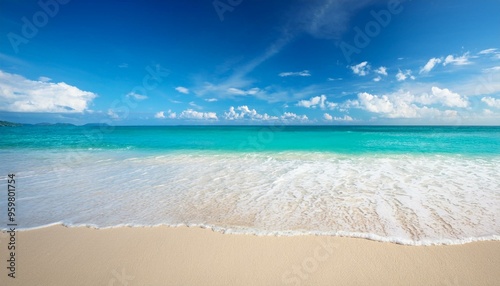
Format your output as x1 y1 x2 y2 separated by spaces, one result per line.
1 150 499 245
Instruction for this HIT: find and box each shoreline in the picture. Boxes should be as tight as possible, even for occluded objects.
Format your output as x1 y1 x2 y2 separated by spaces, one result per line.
5 223 500 246
1 225 499 285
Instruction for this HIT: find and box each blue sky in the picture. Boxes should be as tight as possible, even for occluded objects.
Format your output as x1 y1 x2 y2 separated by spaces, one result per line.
1 0 500 125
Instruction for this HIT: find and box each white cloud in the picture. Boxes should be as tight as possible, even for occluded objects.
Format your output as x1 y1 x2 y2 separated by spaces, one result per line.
281 112 308 122
175 86 189 94
333 115 353 121
296 94 336 109
416 87 469 108
154 111 166 119
357 92 394 114
167 110 177 118
478 48 497 55
327 77 343 81
351 88 467 119
38 76 51 82
0 70 97 113
155 110 176 119
326 102 337 109
204 98 218 102
107 109 119 119
224 106 278 121
126 92 147 101
375 66 388 76
324 113 353 122
481 97 500 108
179 109 217 120
483 66 500 73
420 57 442 74
279 70 311 77
350 61 370 76
443 52 471 66
227 87 260 96
118 63 128 68
297 94 325 108
189 101 202 109
396 69 415 81
373 76 381 82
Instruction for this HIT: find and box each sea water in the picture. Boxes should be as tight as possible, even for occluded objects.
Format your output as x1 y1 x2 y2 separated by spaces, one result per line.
0 125 499 245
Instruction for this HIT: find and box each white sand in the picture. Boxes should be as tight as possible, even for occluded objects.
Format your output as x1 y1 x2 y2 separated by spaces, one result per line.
1 225 499 285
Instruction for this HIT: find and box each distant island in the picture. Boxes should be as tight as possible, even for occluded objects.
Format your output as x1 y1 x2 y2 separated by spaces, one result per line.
0 120 109 127
0 120 23 127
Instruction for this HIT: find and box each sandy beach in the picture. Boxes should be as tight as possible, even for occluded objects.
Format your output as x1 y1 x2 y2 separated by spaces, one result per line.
0 226 499 285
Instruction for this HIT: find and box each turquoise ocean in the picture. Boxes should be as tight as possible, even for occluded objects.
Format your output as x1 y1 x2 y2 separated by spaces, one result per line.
1 126 499 245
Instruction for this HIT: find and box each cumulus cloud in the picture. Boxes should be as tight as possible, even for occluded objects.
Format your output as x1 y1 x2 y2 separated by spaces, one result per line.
443 52 471 66
417 87 469 108
179 109 217 120
324 113 353 121
154 111 166 119
350 61 370 76
333 115 353 121
481 97 500 108
350 88 467 119
155 110 177 119
0 70 97 113
373 76 381 82
281 112 308 122
420 58 442 74
224 106 278 121
296 94 336 109
374 66 388 76
126 92 147 101
175 86 189 94
396 69 415 81
205 98 218 102
278 70 311 77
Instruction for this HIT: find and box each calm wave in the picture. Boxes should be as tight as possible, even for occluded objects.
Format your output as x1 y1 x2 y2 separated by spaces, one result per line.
1 126 499 245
